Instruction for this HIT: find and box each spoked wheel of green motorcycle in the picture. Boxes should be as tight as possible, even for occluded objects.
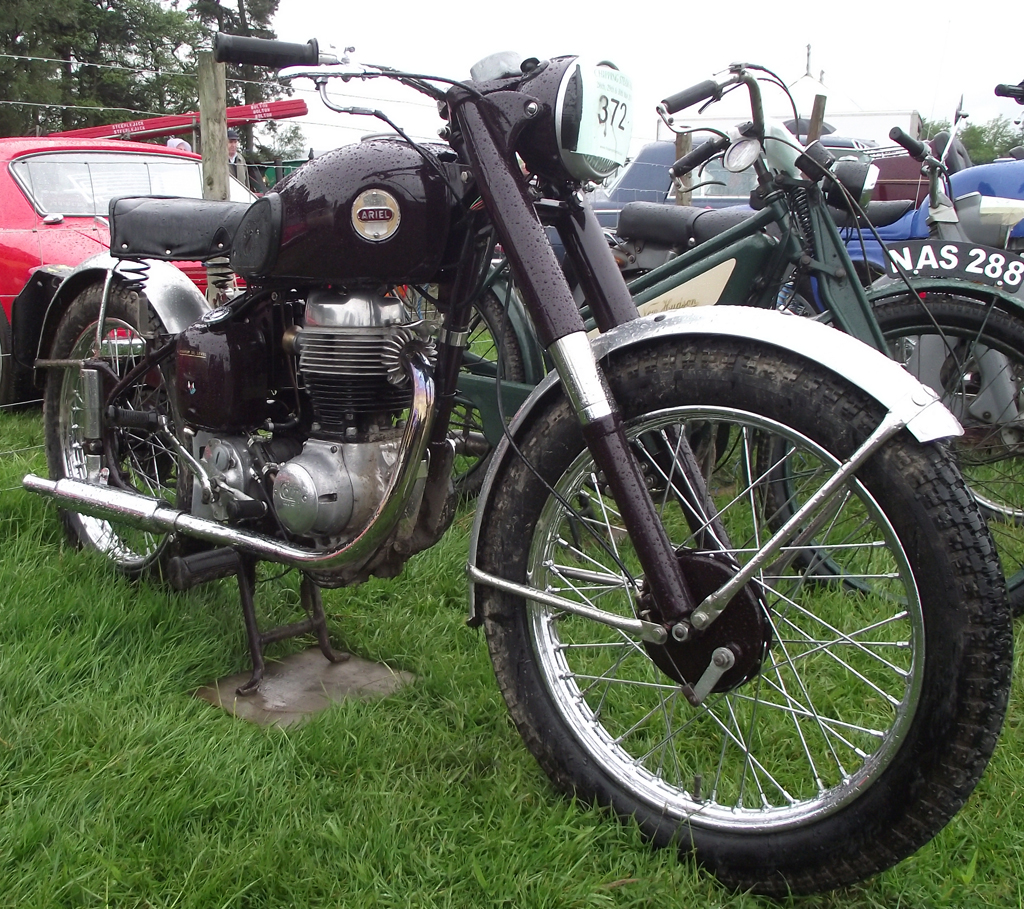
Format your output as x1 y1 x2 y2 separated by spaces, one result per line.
43 281 182 576
475 337 1011 895
449 288 525 498
872 292 1024 616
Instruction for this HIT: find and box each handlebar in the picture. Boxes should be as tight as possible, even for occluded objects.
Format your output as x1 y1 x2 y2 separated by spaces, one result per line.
670 135 731 178
660 79 722 115
214 33 320 68
889 126 928 162
995 82 1024 104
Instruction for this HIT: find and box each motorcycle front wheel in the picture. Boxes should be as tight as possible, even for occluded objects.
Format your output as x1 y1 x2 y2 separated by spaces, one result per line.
475 336 1011 896
43 280 181 576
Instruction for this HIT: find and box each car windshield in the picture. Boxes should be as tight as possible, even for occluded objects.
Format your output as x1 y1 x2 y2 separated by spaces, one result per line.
11 151 253 216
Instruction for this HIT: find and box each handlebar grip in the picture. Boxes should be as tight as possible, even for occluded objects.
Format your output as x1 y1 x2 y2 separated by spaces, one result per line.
889 126 928 162
213 33 319 68
670 135 731 178
995 83 1024 103
661 79 721 115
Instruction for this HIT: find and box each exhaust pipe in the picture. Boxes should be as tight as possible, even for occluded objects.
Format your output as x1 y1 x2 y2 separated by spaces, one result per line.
24 354 435 572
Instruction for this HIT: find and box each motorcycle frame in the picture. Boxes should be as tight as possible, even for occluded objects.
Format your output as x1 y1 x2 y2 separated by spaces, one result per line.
608 183 890 352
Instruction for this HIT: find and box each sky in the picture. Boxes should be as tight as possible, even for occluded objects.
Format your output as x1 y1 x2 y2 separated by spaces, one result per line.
268 0 1024 157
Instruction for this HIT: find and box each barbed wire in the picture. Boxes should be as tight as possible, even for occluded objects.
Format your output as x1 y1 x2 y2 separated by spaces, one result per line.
0 52 196 79
1 51 294 89
0 99 174 117
0 51 440 105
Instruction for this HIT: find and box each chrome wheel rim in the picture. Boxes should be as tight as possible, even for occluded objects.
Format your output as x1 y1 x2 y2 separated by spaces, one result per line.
57 319 177 568
525 406 923 832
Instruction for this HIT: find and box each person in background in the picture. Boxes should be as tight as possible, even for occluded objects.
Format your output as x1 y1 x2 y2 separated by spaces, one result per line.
166 136 192 152
227 128 249 186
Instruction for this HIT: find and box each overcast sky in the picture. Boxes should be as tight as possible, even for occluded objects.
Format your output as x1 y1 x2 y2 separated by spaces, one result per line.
269 0 1023 155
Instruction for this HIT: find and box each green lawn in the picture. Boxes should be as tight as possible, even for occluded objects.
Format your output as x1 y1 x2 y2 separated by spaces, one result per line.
1 407 1023 908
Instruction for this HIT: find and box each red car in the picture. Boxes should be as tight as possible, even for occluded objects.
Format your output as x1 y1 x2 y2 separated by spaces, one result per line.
0 136 253 403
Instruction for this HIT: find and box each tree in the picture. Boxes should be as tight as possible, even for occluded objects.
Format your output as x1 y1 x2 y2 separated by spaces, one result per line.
0 0 304 157
187 0 286 154
0 0 203 136
919 115 1024 165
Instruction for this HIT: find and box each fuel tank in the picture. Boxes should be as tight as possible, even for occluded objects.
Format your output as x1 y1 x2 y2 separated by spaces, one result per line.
230 138 461 285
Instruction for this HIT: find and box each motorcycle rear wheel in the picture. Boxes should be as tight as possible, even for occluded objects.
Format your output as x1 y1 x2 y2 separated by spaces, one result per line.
475 336 1011 895
43 281 181 576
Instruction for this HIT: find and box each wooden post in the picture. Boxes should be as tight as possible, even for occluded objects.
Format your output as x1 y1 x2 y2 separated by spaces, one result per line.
198 52 228 202
675 131 692 206
198 52 230 304
807 94 827 144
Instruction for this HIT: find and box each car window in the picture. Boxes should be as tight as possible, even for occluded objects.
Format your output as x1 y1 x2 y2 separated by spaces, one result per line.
11 152 254 215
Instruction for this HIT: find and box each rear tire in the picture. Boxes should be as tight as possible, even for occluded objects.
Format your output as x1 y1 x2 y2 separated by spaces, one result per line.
43 281 182 576
476 336 1011 895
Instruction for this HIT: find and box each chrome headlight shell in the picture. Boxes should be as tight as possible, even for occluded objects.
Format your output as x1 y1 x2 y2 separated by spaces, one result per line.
554 58 633 182
723 136 762 173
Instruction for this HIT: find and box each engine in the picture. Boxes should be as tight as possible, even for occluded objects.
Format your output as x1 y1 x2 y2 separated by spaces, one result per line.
177 288 434 546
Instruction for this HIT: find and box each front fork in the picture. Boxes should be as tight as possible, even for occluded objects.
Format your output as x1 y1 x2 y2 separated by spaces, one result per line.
450 89 698 626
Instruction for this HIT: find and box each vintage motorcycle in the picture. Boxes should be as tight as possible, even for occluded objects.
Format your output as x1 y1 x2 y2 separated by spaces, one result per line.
22 38 1012 895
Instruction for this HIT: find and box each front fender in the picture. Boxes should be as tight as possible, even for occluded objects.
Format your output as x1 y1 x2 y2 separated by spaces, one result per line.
466 306 962 623
34 254 210 378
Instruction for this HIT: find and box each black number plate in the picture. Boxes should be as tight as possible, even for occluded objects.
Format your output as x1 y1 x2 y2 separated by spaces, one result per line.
885 240 1024 296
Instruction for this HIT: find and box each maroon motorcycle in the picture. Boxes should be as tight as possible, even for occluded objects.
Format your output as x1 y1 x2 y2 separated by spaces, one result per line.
23 36 1012 895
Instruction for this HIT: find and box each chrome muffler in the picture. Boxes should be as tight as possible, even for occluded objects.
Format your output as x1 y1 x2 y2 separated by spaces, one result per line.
23 354 435 573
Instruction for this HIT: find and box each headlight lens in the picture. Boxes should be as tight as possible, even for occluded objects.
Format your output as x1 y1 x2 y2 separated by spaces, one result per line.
723 136 761 173
554 59 633 182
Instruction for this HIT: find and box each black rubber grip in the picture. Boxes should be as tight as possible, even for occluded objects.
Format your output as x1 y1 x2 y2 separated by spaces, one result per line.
106 405 159 430
214 33 319 68
889 126 928 162
995 83 1024 103
166 548 241 592
670 135 731 177
661 79 721 115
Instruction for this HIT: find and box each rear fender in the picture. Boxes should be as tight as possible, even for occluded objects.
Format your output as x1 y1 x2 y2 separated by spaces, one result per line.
466 306 962 623
868 240 1024 317
868 278 1024 319
33 254 210 382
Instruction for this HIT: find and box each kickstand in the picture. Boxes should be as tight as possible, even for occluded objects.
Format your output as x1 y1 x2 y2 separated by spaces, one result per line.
235 554 349 696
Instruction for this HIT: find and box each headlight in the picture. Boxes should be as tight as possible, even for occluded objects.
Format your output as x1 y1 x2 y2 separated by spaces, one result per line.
554 59 633 182
827 159 879 209
723 136 761 173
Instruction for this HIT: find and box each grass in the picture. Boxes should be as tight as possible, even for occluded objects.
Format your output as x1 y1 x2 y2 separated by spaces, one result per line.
1 406 1023 908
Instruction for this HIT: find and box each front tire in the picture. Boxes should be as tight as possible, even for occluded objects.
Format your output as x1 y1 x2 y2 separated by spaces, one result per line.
873 292 1024 614
476 337 1011 895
